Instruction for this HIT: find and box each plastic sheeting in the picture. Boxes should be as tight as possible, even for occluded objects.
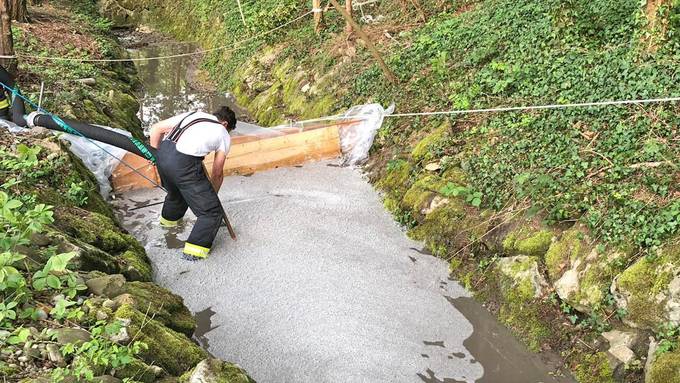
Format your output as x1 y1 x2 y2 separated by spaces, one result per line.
337 103 394 165
0 119 25 133
60 126 130 198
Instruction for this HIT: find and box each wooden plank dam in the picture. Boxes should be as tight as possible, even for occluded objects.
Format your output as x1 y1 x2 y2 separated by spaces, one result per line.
111 119 353 193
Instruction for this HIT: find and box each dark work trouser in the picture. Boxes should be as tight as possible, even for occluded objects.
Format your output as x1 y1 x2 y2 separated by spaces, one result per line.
156 140 222 258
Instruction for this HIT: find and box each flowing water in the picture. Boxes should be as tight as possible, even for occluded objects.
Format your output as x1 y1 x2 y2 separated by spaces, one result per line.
122 36 249 131
117 35 576 383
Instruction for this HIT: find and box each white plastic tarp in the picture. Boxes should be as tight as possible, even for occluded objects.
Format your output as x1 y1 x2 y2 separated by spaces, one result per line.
338 103 394 165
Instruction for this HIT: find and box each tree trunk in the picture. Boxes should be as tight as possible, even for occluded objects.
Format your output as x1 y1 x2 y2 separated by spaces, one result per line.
0 0 16 74
8 0 27 23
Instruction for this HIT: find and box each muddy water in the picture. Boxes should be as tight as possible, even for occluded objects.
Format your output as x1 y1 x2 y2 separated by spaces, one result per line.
448 297 573 383
194 307 220 350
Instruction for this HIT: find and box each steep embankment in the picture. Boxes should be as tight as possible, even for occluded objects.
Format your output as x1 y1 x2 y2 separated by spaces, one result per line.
100 1 680 382
2 1 252 382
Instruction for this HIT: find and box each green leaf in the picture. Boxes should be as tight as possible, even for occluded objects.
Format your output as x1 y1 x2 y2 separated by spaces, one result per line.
4 199 22 210
33 277 47 291
46 252 77 273
8 328 30 344
46 275 61 289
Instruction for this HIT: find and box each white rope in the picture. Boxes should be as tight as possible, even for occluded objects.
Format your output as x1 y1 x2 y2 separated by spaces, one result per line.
387 96 680 117
284 96 680 127
0 11 312 63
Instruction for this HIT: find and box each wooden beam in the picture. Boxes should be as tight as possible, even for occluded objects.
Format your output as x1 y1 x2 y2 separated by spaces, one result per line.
205 125 341 176
329 0 398 84
112 124 346 193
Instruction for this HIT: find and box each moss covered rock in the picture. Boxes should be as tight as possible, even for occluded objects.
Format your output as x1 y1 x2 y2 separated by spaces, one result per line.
545 227 587 281
495 258 551 352
118 281 197 337
113 357 163 383
573 352 615 383
54 208 152 281
542 227 630 314
648 348 680 383
408 200 467 257
544 225 632 314
502 226 553 257
612 241 680 329
376 159 412 196
402 175 449 216
113 304 208 376
179 358 255 383
497 256 549 298
410 122 450 163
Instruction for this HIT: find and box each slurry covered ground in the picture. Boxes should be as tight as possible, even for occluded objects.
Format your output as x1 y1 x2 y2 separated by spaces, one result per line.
114 161 573 383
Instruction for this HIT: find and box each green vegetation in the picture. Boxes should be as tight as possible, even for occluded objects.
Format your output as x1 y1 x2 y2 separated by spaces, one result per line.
0 178 145 382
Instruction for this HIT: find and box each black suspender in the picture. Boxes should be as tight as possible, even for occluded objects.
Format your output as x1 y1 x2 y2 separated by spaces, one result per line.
166 111 223 143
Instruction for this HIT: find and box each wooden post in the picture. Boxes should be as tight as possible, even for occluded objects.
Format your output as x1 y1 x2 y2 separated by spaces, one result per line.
329 0 398 84
313 0 323 34
0 0 16 74
235 0 246 26
344 0 353 33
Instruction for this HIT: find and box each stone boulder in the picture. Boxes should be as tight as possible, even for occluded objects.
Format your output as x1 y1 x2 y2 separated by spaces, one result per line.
545 227 630 314
86 274 127 298
113 304 208 376
50 328 91 346
497 256 549 298
611 241 680 329
601 329 638 365
181 358 255 383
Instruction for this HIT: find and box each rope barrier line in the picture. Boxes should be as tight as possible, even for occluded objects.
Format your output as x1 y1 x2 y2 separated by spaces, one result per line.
283 96 680 128
0 10 312 63
0 81 166 191
385 96 680 118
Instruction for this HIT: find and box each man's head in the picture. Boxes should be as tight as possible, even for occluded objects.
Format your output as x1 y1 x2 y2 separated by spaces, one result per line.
214 106 237 132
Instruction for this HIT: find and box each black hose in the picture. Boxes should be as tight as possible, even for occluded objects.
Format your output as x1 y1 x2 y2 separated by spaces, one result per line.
31 114 157 161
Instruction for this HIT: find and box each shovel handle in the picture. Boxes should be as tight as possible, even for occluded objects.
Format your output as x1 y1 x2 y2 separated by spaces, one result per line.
202 164 237 241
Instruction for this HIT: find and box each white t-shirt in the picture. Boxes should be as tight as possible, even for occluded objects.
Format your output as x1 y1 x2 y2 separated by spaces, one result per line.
165 111 231 157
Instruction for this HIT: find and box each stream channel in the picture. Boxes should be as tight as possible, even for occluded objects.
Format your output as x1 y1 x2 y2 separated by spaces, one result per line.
114 32 576 383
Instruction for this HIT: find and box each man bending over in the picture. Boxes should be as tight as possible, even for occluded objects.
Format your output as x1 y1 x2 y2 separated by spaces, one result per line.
149 106 237 261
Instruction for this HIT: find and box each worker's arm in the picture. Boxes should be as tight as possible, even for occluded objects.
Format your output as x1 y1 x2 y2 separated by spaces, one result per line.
149 118 176 148
210 151 227 191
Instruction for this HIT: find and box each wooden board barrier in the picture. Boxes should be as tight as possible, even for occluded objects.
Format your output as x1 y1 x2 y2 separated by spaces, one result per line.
206 124 341 176
111 152 161 193
111 124 343 193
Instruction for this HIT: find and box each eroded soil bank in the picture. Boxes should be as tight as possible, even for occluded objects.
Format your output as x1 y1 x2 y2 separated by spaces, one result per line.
113 162 574 383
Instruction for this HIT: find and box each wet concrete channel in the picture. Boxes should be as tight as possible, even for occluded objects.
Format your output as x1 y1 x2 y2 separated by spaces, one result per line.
114 35 575 383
